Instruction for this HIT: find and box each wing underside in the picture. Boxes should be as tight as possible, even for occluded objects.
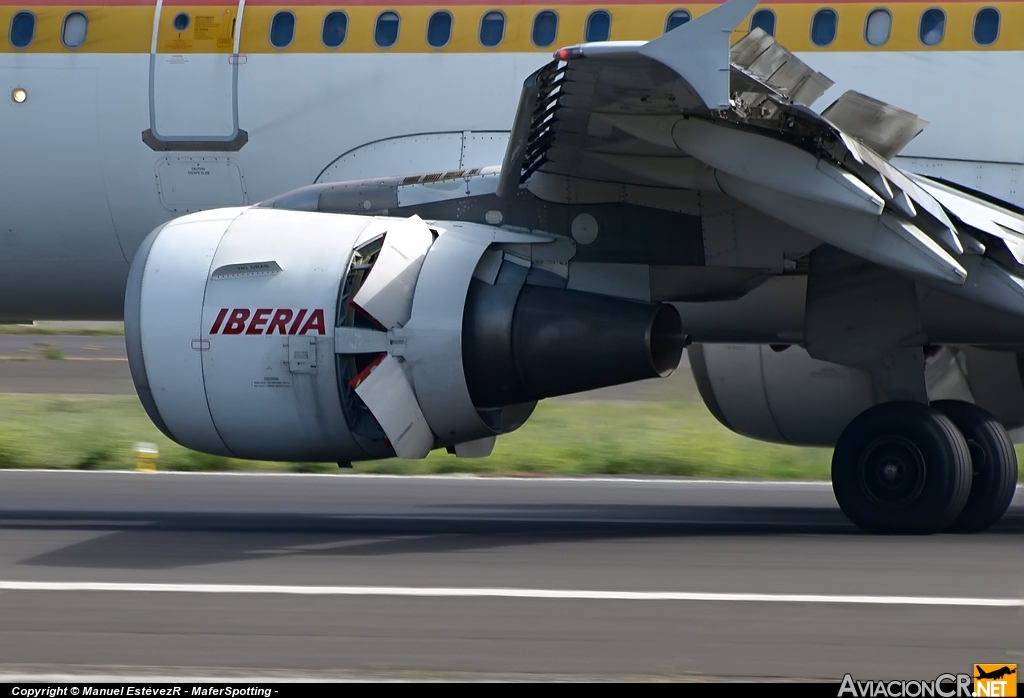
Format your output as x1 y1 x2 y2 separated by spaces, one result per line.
497 0 1024 318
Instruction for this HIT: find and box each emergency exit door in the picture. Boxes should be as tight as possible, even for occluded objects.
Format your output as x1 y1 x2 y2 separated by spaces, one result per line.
145 1 248 150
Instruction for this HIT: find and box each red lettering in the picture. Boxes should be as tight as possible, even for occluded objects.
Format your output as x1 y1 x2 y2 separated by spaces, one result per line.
299 308 326 335
245 308 273 335
222 308 250 335
288 309 308 335
209 308 228 334
266 309 293 335
210 308 326 336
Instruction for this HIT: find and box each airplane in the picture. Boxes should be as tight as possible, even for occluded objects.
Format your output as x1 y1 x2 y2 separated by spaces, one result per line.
975 667 1017 681
3 0 1023 535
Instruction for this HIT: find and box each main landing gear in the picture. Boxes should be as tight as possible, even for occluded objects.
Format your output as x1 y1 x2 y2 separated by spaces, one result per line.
831 400 1018 534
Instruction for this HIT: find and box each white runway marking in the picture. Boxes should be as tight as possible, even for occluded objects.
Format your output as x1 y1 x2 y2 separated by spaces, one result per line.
0 469 835 486
1 581 1020 607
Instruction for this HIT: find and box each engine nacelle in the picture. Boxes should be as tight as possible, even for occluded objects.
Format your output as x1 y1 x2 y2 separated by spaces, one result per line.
689 343 883 447
125 208 683 463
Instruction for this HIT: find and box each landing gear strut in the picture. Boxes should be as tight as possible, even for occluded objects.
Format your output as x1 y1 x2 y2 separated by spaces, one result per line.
832 402 972 534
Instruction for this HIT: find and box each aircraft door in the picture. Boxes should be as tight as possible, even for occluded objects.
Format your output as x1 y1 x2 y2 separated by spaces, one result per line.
145 1 248 150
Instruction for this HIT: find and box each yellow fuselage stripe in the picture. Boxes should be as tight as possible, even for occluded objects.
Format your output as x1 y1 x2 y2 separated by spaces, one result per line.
1 3 1019 53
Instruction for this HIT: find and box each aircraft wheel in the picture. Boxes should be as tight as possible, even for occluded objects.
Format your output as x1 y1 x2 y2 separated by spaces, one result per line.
932 400 1018 533
832 402 971 534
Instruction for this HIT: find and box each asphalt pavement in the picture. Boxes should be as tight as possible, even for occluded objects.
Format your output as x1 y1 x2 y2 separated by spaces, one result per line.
0 471 1020 680
0 335 133 394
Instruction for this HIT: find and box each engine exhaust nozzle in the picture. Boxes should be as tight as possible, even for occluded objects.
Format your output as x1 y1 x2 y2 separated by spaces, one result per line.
463 281 685 408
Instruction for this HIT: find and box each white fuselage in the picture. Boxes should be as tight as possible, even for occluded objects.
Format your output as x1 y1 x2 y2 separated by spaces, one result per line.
0 44 1018 319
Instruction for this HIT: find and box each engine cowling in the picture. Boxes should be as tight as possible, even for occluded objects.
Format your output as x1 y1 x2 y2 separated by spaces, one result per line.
689 343 883 447
125 208 684 463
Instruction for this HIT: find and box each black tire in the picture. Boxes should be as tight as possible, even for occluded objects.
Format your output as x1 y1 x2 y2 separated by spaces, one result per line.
932 400 1018 533
832 402 972 534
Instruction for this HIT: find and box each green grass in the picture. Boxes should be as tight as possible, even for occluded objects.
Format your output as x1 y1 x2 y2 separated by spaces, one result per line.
0 392 836 478
1 391 1020 479
39 344 66 360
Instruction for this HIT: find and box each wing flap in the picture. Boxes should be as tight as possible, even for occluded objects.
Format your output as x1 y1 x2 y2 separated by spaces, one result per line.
822 91 929 161
492 0 1024 317
729 28 834 107
911 175 1024 264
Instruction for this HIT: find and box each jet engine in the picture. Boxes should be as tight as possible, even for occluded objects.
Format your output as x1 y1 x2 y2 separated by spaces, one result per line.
689 343 883 447
125 208 684 463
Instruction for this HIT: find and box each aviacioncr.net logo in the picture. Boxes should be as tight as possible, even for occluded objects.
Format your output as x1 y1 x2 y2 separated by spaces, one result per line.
839 674 973 698
974 665 1017 697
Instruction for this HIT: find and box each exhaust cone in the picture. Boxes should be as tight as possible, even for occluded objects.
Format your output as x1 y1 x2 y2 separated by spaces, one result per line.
463 281 685 408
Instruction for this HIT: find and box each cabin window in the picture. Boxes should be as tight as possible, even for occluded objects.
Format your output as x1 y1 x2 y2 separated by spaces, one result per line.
322 11 348 48
270 12 295 49
810 9 837 46
61 12 87 49
973 8 1000 46
585 10 611 42
427 11 452 48
375 11 400 48
172 13 190 32
665 10 690 33
480 11 505 47
864 9 891 46
532 10 558 47
9 11 34 49
919 8 945 46
750 9 775 37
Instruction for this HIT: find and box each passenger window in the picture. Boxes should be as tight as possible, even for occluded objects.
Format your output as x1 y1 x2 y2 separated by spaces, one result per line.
864 8 892 47
9 11 35 49
585 10 610 42
427 11 452 48
173 13 190 32
532 10 558 47
269 11 295 49
61 11 88 49
810 9 837 46
750 9 775 36
479 10 505 48
973 8 1000 46
375 11 400 48
322 11 348 48
665 9 690 33
919 8 945 46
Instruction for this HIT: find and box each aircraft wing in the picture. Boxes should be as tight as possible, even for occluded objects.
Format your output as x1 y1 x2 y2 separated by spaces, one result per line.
497 0 1024 318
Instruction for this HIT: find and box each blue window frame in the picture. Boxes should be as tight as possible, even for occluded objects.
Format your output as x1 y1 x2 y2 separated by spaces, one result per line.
375 11 400 48
585 10 610 42
973 8 999 46
479 10 505 48
864 8 891 47
810 9 837 47
919 8 946 46
322 11 348 48
532 10 558 47
665 9 690 33
750 9 775 36
9 11 35 49
427 11 452 48
269 11 295 49
61 11 88 49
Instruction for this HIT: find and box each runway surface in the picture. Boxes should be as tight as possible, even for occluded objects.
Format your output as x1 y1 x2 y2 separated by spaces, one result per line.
0 335 133 395
0 471 1020 680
